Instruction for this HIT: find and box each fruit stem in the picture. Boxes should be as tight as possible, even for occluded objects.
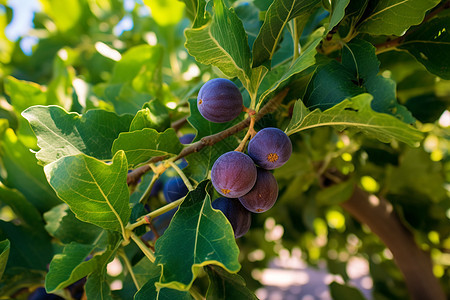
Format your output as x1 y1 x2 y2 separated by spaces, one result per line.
130 232 156 263
119 249 140 290
235 116 256 152
126 197 185 232
139 167 160 205
168 161 194 191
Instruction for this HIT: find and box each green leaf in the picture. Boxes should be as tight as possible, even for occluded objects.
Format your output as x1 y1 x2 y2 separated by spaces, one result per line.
85 271 113 300
356 0 440 36
22 105 133 166
44 203 104 245
134 262 194 300
40 0 83 32
0 129 60 212
129 100 170 132
329 281 367 300
286 93 424 147
0 240 10 280
155 180 240 291
44 151 131 234
305 39 415 123
251 0 321 68
178 0 197 22
316 179 355 205
0 182 44 229
185 0 252 91
104 84 152 115
399 17 450 80
111 45 163 85
4 76 48 113
328 0 350 32
112 128 183 168
0 220 53 270
205 266 258 300
257 37 320 108
45 232 119 292
143 0 185 27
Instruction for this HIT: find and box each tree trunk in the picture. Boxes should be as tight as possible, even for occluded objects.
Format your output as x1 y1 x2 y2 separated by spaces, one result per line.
340 187 445 300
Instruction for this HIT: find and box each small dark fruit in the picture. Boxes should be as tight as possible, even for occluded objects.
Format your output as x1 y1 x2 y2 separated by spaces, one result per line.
212 197 251 238
248 127 292 169
179 133 196 144
197 78 243 123
163 177 189 203
238 168 278 213
211 151 257 198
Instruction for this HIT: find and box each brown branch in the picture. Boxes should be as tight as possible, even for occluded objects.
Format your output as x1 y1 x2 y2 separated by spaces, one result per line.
340 186 446 300
171 116 188 132
126 89 289 185
375 0 450 54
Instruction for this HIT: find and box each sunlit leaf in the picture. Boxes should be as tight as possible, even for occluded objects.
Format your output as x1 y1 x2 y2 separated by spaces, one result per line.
44 151 131 234
112 128 183 168
22 105 133 166
356 0 440 36
286 94 423 146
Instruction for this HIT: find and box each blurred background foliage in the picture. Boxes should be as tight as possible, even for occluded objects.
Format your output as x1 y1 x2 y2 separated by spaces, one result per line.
0 0 449 299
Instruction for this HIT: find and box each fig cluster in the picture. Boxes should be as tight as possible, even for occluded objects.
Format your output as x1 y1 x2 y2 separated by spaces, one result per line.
196 79 292 238
211 127 292 238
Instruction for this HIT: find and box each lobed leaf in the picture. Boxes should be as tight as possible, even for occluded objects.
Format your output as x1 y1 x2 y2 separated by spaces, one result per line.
155 181 241 291
286 93 424 146
22 105 133 166
252 0 321 68
44 151 131 234
45 233 119 293
185 0 252 90
112 128 183 168
205 266 258 299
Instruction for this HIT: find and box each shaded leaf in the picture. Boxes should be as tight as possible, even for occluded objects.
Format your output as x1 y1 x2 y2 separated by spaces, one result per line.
252 0 320 68
205 266 257 300
44 203 104 245
316 179 355 206
185 0 252 90
45 233 119 292
329 281 367 300
286 94 423 147
112 128 183 168
155 181 240 291
257 37 320 108
44 151 131 234
328 0 350 32
130 100 170 132
356 0 440 36
22 105 133 166
305 39 414 123
85 271 113 300
134 261 193 300
0 240 10 280
104 84 152 115
399 17 450 80
0 129 60 212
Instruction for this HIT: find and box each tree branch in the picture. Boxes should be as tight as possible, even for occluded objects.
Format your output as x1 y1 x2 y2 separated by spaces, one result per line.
126 89 289 186
340 186 446 300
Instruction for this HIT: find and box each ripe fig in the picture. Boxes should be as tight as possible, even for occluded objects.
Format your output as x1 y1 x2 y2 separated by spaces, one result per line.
211 151 257 198
197 78 243 123
238 168 278 213
163 177 189 203
212 197 251 238
248 127 292 169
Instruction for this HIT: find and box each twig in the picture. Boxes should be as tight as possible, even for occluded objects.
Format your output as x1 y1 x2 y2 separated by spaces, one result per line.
168 161 193 191
126 88 289 185
118 250 140 290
